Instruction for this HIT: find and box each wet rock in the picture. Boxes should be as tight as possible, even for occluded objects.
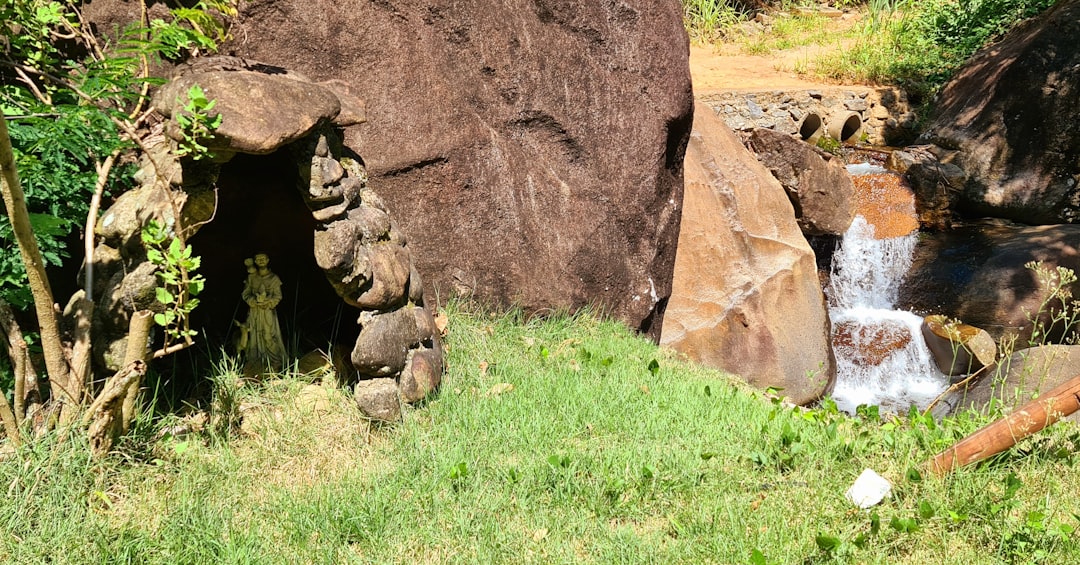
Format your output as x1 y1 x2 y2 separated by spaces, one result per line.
833 320 911 367
747 128 856 236
920 315 996 376
899 222 1080 343
849 172 919 239
661 107 835 405
354 378 401 422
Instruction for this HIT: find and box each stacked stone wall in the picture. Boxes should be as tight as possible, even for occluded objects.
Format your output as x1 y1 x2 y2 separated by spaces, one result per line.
701 87 916 146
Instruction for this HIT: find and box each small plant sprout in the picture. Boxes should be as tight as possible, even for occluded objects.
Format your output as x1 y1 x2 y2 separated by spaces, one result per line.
174 84 223 160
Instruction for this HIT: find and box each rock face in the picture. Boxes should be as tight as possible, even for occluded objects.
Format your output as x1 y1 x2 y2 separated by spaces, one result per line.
935 345 1080 423
661 107 835 405
189 0 694 338
746 127 856 236
921 0 1080 224
898 222 1080 343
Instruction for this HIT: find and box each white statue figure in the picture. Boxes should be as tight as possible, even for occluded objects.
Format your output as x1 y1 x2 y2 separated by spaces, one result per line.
241 253 286 372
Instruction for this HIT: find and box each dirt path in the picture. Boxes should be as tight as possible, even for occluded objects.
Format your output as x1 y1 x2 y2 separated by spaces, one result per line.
689 13 867 94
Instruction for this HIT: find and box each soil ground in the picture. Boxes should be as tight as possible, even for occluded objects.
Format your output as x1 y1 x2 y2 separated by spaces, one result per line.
688 11 867 94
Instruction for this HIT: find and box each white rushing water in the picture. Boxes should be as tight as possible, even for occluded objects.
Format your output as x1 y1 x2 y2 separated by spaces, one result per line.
826 216 949 414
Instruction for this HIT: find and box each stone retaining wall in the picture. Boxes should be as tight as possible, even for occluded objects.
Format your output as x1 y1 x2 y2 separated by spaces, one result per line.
700 87 917 146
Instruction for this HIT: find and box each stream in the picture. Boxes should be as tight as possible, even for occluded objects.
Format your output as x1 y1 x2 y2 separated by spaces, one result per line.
825 165 950 414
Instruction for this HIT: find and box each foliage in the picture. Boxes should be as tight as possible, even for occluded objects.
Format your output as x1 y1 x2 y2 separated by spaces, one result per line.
0 0 232 307
682 0 746 43
0 0 231 448
142 219 205 349
811 0 1057 100
172 85 222 160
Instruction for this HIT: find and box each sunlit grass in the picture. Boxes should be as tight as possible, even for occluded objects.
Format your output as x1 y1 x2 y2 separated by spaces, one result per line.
1 304 1078 562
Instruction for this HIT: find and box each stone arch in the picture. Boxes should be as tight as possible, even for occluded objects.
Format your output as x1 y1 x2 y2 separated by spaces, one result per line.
91 60 442 420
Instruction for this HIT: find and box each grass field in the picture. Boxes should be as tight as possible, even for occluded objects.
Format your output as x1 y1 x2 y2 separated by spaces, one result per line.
1 304 1078 563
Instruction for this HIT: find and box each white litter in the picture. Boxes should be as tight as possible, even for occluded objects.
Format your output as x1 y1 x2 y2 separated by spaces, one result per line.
845 468 892 509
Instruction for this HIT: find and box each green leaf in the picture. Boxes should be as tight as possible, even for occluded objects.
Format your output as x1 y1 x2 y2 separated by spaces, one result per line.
1004 472 1023 499
647 358 660 376
749 549 767 565
153 312 169 326
155 287 175 304
918 500 935 520
815 533 840 552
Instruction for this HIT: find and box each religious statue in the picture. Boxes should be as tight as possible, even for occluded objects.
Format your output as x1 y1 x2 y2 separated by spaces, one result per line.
239 253 286 372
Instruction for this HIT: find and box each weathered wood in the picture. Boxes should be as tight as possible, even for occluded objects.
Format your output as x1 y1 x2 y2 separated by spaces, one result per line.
929 373 1080 476
120 310 154 434
0 387 20 447
83 360 146 457
64 292 94 402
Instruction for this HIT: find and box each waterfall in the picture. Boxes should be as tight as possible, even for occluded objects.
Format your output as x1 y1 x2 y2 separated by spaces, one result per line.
827 173 949 414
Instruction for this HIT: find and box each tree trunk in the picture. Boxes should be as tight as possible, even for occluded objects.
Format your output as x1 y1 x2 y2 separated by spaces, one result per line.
83 360 146 457
929 374 1080 475
121 310 153 434
0 118 72 404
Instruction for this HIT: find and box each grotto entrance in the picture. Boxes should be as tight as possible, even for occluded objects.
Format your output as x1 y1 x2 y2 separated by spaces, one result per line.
171 149 358 385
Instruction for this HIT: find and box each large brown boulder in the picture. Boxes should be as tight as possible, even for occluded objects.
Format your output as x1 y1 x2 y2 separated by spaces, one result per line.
898 222 1080 343
660 107 835 405
746 128 856 236
921 0 1080 224
152 67 343 156
129 0 689 338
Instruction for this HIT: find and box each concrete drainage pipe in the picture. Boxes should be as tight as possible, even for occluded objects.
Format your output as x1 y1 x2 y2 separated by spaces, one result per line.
826 110 863 143
798 113 824 144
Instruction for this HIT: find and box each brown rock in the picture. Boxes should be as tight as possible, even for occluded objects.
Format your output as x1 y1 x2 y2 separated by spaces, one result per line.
354 243 412 310
152 70 341 155
833 320 912 367
352 308 420 377
217 0 694 339
849 172 919 239
660 106 835 405
354 378 401 422
746 128 856 236
923 0 1080 224
921 315 996 376
399 348 444 404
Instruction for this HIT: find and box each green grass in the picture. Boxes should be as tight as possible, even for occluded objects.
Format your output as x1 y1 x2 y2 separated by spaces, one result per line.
2 304 1080 563
684 0 1057 103
683 0 745 44
740 13 842 56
